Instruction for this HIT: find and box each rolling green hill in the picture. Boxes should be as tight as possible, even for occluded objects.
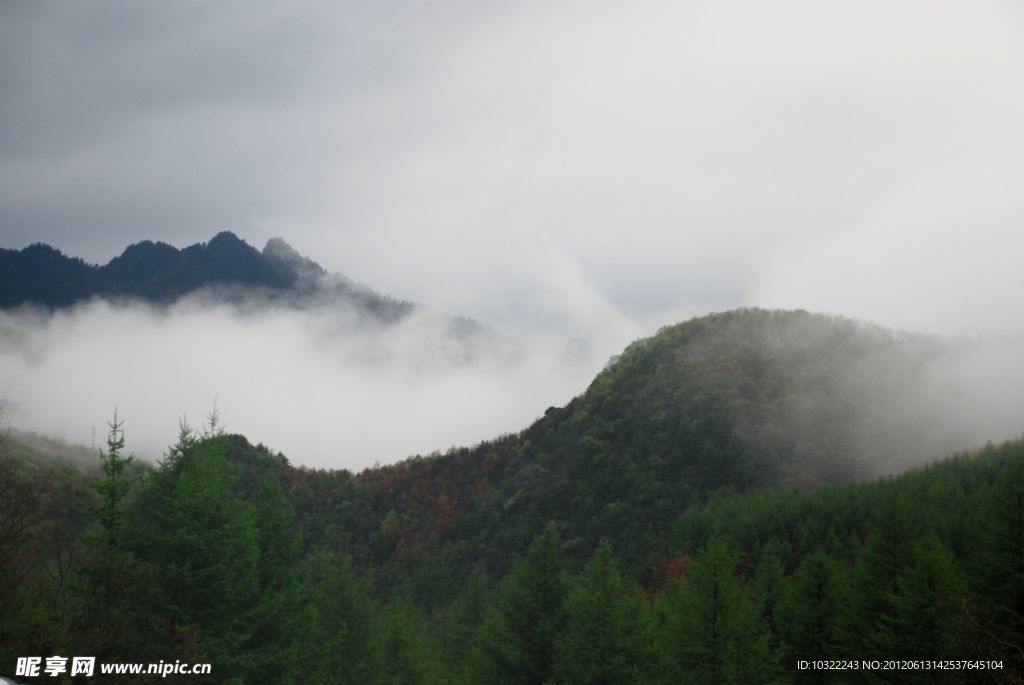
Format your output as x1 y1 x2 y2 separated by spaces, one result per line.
284 309 1000 603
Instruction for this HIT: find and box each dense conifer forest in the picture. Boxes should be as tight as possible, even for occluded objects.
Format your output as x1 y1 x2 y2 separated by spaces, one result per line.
2 309 1021 683
3 420 1021 682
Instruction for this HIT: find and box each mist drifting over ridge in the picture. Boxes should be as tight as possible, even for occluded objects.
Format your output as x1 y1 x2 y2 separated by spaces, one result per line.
0 232 645 469
1 281 1023 474
0 294 635 470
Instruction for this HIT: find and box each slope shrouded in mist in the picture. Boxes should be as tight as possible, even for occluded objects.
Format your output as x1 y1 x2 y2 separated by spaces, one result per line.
4 303 1024 602
2 299 1023 474
581 309 1022 483
279 309 1024 596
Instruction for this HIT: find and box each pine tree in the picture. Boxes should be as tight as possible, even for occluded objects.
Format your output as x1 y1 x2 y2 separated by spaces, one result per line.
380 598 437 685
72 409 153 667
96 408 134 545
886 534 966 659
662 538 777 684
241 475 306 684
304 550 383 685
752 541 787 640
123 435 260 679
161 416 196 472
440 569 492 683
850 482 912 657
776 550 850 681
555 540 656 685
478 523 569 684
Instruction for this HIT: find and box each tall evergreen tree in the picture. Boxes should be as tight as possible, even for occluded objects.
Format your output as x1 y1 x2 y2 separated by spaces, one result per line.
95 409 133 545
161 417 197 472
886 534 966 660
71 410 154 669
776 550 850 681
304 550 383 685
478 523 569 684
440 569 493 684
555 540 657 685
123 436 260 679
850 481 913 657
241 475 306 684
380 598 437 685
753 540 787 641
661 538 777 685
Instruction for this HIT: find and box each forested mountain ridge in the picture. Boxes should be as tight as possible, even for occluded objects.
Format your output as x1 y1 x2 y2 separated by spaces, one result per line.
0 309 1004 598
0 231 414 321
288 308 1008 602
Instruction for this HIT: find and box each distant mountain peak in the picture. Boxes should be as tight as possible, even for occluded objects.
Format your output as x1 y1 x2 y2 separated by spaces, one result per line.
0 232 410 320
117 239 176 259
263 237 300 260
201 231 263 261
207 230 246 247
263 237 326 282
21 243 65 258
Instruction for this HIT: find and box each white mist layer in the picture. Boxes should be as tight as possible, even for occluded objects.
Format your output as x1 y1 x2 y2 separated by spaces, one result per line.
0 300 636 470
3 301 1024 473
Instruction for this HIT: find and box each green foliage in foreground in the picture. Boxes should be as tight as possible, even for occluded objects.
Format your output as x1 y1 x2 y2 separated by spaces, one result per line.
2 422 1023 683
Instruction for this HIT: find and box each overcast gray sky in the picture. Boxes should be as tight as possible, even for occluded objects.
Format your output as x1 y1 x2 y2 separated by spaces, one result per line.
2 1 1024 468
3 0 1023 336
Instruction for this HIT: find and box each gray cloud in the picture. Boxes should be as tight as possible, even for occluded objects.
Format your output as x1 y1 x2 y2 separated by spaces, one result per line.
2 0 1023 337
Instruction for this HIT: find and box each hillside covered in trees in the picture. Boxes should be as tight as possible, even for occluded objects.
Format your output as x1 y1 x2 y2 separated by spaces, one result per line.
2 422 1021 683
289 309 1008 602
1 309 1021 683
